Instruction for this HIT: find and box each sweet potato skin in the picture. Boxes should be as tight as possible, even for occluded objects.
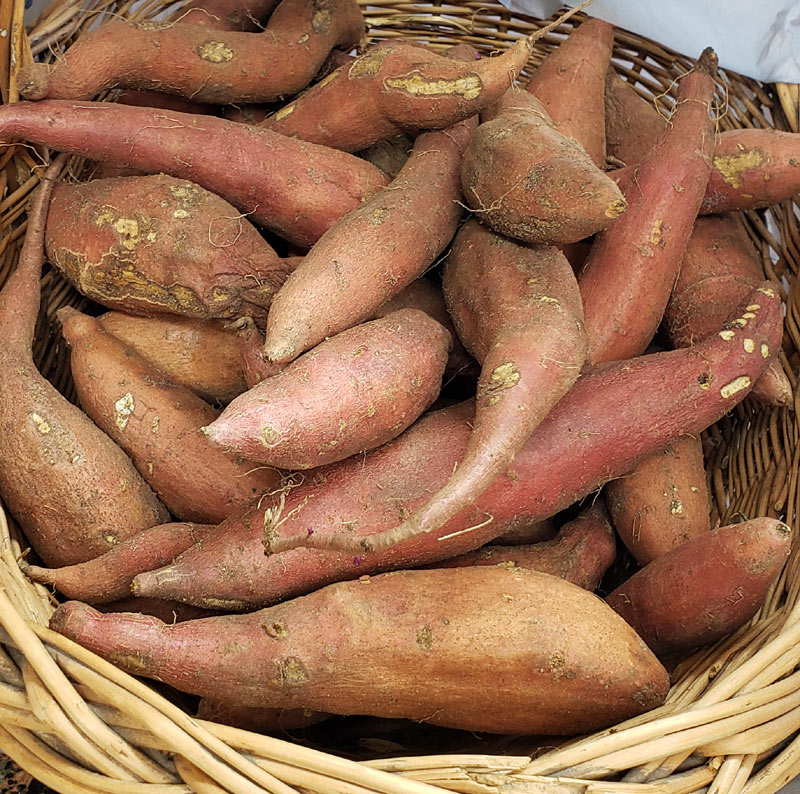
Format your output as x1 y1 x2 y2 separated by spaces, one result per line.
607 518 792 657
204 309 451 469
133 283 783 607
606 436 711 566
0 100 389 247
61 308 280 523
604 70 665 166
53 566 670 735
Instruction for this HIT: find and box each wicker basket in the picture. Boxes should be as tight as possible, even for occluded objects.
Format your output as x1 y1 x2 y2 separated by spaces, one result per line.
1 1 800 792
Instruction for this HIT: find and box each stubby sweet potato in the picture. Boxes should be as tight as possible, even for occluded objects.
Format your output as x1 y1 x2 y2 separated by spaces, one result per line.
0 158 168 567
204 309 451 469
606 436 711 566
460 89 626 245
53 566 670 735
98 313 247 404
60 308 280 523
579 49 717 364
132 284 782 607
526 18 614 166
607 518 792 657
17 0 364 104
0 100 388 247
262 117 474 363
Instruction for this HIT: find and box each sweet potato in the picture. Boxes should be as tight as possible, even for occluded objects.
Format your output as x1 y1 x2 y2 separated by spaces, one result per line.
97 598 218 623
430 500 616 591
0 158 168 567
0 100 389 247
372 219 587 549
17 0 364 104
238 321 286 388
262 117 474 363
205 309 451 468
60 307 280 523
460 89 626 245
357 134 413 179
53 566 670 735
132 284 782 607
97 313 247 404
579 49 717 365
666 214 791 406
606 436 711 566
606 518 792 657
24 521 213 603
526 18 614 166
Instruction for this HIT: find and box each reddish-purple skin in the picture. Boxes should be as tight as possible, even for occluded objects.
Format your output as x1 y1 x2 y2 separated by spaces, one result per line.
526 18 614 166
17 0 364 104
131 283 783 608
53 566 670 735
579 50 717 365
60 308 281 524
24 521 213 604
205 309 451 469
262 117 474 364
607 518 792 657
0 100 389 247
0 159 168 567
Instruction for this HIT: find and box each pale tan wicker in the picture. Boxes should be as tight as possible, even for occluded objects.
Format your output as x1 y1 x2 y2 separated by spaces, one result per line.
1 1 799 792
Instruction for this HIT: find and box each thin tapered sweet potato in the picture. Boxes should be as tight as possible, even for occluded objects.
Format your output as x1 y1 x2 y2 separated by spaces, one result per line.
204 309 451 469
132 283 782 607
53 566 670 735
579 49 717 365
262 117 474 363
24 521 214 603
526 18 614 166
46 175 293 324
0 100 388 247
370 219 587 549
429 500 616 591
17 0 364 104
460 89 626 245
60 307 281 523
607 518 792 657
0 158 168 567
606 436 711 566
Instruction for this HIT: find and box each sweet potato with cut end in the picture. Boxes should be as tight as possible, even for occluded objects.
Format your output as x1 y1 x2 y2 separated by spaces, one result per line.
526 18 614 166
0 100 388 247
579 49 717 365
205 309 450 469
97 313 248 404
60 307 280 523
0 159 168 568
24 521 213 604
607 518 792 657
430 500 616 591
53 566 670 735
606 436 711 566
369 219 587 551
197 700 329 732
262 117 474 364
132 283 782 607
666 214 791 407
17 0 364 104
460 89 626 245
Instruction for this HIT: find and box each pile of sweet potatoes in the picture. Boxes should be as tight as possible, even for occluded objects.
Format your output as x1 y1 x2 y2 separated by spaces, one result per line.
1 1 796 743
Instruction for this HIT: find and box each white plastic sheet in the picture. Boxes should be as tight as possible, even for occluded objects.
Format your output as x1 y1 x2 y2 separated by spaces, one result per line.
500 0 800 83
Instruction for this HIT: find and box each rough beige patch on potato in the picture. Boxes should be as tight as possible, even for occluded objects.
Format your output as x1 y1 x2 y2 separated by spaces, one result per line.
743 338 755 353
742 312 756 319
94 208 115 227
746 304 761 311
757 286 775 298
274 103 295 121
761 343 770 359
114 393 135 431
31 412 51 434
169 185 199 201
198 41 235 63
368 207 390 225
416 625 433 651
718 330 736 341
113 218 141 251
384 71 483 100
348 46 390 79
275 656 309 685
713 149 763 188
606 197 627 218
720 376 751 399
649 219 663 245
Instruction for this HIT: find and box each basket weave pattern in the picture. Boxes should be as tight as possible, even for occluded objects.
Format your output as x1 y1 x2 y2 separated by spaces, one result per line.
1 1 800 792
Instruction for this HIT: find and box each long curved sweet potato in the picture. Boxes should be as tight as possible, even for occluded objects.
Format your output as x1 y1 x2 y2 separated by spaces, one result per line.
0 100 389 247
60 308 281 523
53 566 670 735
132 283 782 607
46 175 292 323
0 158 168 567
262 117 474 363
18 0 364 104
204 309 451 469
